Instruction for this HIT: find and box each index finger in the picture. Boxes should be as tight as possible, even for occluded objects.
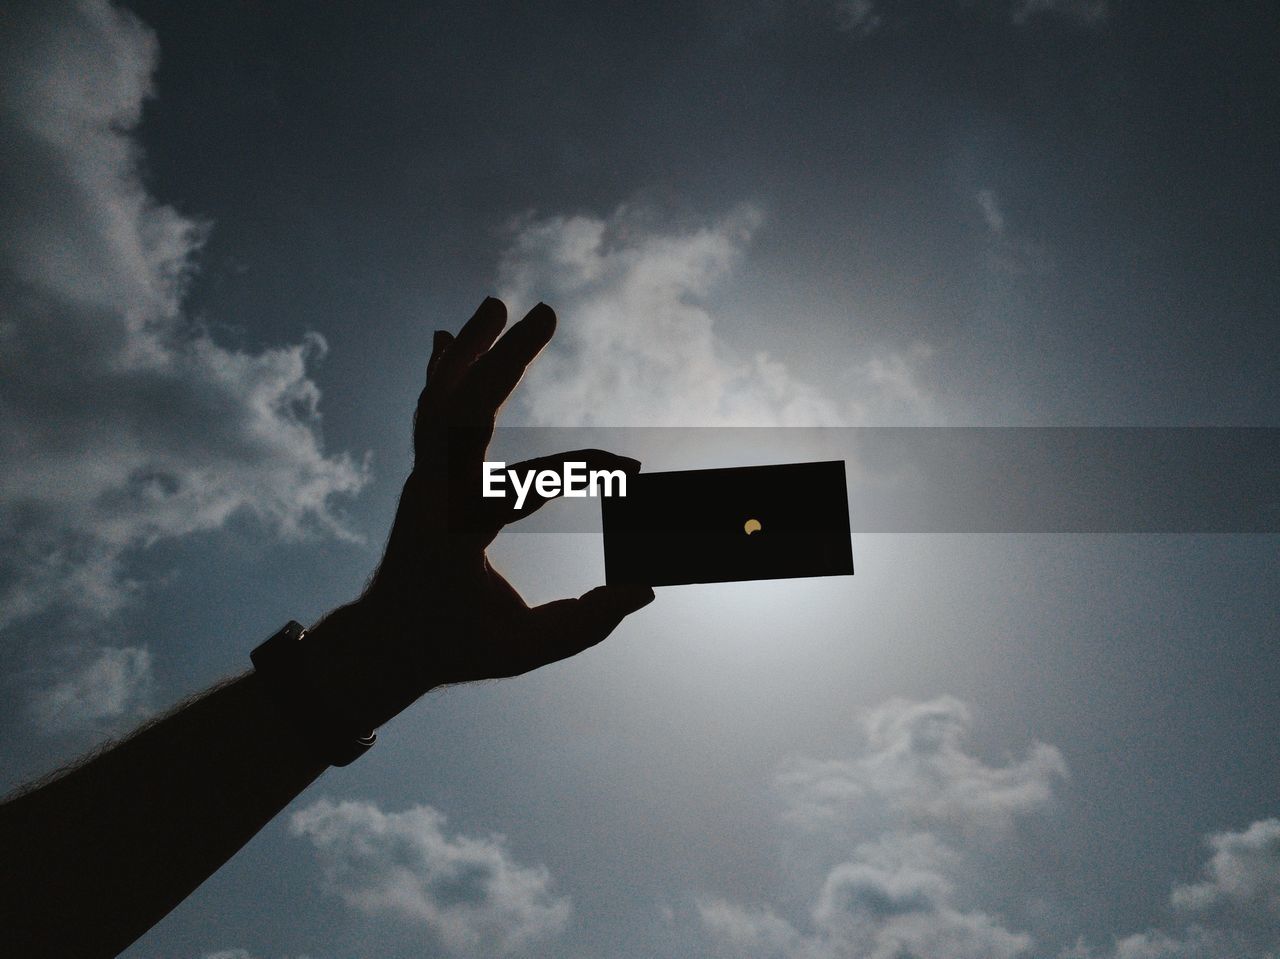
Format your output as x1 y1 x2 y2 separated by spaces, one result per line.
453 302 556 422
421 297 508 410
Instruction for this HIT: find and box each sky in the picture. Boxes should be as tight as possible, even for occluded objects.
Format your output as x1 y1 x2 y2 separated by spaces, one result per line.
1 1 1278 957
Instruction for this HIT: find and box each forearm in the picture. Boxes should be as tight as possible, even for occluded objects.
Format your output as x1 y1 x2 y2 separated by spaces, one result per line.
1 668 327 958
0 298 647 957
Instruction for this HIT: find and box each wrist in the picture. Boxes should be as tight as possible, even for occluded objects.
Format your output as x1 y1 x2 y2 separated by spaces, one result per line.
240 669 331 776
251 619 376 767
304 595 435 733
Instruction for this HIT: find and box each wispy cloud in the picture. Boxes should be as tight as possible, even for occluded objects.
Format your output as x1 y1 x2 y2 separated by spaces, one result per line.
28 645 152 734
975 188 1054 275
977 189 1007 236
0 1 368 639
837 0 883 36
1011 0 1109 27
290 799 571 955
498 205 935 426
834 1 1109 34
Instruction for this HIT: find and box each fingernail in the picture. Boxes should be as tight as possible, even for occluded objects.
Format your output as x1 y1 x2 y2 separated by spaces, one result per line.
618 456 642 473
482 295 502 308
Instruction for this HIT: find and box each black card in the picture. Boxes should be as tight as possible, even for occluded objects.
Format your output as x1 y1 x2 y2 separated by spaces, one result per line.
601 460 854 587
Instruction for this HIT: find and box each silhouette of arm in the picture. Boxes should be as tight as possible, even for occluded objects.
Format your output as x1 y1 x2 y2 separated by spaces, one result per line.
1 670 329 957
0 298 654 958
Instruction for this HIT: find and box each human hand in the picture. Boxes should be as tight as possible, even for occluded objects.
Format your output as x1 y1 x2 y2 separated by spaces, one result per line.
308 298 654 733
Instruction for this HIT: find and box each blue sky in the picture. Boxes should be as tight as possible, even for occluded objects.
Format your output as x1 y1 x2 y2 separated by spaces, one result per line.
1 1 1278 957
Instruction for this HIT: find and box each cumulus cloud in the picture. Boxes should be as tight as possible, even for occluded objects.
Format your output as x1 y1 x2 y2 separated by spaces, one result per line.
700 898 807 957
1171 818 1280 915
715 699 1277 959
290 799 571 955
777 696 1067 835
735 698 1277 959
1057 819 1278 959
702 697 1061 959
0 0 368 635
27 644 151 733
497 205 935 426
1068 927 1246 959
702 833 1032 959
1064 921 1276 959
1012 817 1280 959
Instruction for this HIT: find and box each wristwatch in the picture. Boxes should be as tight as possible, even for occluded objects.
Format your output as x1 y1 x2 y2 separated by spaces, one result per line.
251 621 376 767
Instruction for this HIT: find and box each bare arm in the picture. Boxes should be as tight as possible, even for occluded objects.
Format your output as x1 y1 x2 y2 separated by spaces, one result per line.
0 298 654 958
1 670 328 957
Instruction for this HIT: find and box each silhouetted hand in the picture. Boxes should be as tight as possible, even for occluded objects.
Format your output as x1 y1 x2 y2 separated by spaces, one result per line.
307 298 654 733
0 297 654 959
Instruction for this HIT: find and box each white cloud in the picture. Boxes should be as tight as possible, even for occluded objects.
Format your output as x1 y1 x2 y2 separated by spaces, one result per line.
1058 818 1280 958
1011 0 1109 26
497 205 935 426
1171 818 1280 915
1103 928 1237 959
702 833 1032 959
731 707 1274 959
1064 925 1271 959
977 190 1007 236
973 189 1054 276
813 834 1031 959
0 0 368 635
28 644 152 733
777 696 1067 835
700 898 808 958
290 799 571 955
702 698 1060 959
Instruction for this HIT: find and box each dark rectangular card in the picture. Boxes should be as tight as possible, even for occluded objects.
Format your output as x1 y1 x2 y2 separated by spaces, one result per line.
601 460 854 587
